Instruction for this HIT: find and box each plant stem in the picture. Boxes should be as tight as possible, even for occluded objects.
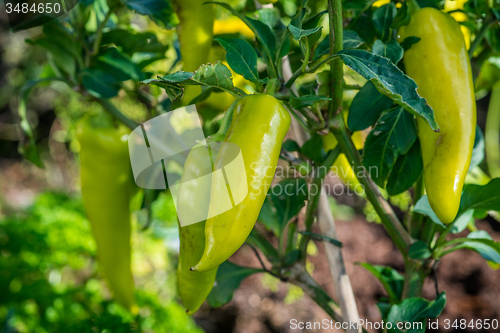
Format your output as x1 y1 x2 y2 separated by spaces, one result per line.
285 68 304 89
85 8 114 67
298 146 341 257
434 221 458 250
469 16 495 58
329 121 411 253
407 0 421 15
327 0 343 119
288 263 343 322
420 218 435 245
286 219 297 253
401 259 430 298
264 78 281 96
96 98 138 130
327 0 411 256
486 82 500 178
301 39 311 73
409 175 425 238
285 54 340 88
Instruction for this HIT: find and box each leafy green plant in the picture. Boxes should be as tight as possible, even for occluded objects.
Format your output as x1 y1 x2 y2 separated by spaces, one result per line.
10 0 500 331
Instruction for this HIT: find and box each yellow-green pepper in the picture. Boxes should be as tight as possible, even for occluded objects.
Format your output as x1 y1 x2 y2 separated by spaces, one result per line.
176 143 218 314
175 0 215 103
398 8 476 223
77 114 136 312
176 104 237 314
192 94 291 272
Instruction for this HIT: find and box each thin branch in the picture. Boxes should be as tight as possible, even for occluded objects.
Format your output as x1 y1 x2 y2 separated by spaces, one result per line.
287 263 343 322
282 44 362 331
469 16 496 58
247 244 271 273
327 0 344 119
95 98 138 130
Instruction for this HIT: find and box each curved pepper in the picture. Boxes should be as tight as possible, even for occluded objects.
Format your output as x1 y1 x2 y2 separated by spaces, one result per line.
176 143 218 314
398 8 476 223
175 0 215 103
77 114 136 312
175 105 236 314
192 94 291 272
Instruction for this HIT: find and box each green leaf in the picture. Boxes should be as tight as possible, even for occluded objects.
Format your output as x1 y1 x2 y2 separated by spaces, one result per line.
142 78 183 101
216 37 259 82
258 197 281 236
247 17 277 58
144 62 241 100
413 196 446 228
289 95 331 109
386 293 446 333
337 49 438 131
302 133 324 165
390 1 411 30
357 263 404 302
302 10 327 30
27 38 76 77
159 71 195 83
343 30 366 49
386 140 423 196
283 139 301 152
298 231 342 248
450 209 474 234
256 7 281 30
206 261 263 308
18 78 65 168
288 24 322 41
97 48 145 81
191 62 235 91
313 30 366 61
245 229 279 264
459 178 500 214
362 107 417 187
400 36 421 51
101 30 168 55
372 40 404 64
372 3 397 41
313 38 330 61
284 249 301 266
348 81 393 131
81 68 121 98
377 301 393 319
261 178 308 235
408 241 431 259
459 231 500 263
42 21 82 63
126 0 177 29
207 2 276 64
468 126 485 171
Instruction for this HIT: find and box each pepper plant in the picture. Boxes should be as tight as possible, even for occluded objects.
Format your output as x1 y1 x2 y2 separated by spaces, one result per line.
14 0 500 331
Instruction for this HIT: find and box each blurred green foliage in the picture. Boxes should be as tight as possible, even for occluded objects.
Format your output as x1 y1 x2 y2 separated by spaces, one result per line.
0 192 201 333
